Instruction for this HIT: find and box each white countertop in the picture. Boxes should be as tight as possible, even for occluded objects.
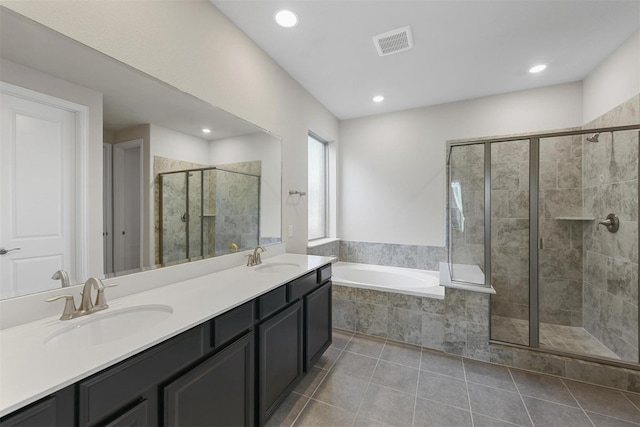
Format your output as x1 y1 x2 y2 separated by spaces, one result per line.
0 253 332 418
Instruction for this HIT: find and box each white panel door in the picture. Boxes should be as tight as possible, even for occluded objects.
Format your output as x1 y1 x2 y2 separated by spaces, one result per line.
0 92 76 299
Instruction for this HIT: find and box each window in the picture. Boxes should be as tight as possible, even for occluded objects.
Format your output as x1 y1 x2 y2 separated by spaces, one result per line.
308 133 327 240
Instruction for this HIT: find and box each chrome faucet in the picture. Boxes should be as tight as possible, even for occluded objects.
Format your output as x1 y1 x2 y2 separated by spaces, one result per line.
51 270 70 288
79 277 106 314
46 277 117 320
246 246 266 266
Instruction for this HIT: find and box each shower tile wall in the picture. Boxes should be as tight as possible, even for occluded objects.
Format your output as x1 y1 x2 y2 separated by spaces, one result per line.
154 156 207 264
538 135 584 328
214 161 261 255
449 144 485 274
490 139 531 340
582 95 639 362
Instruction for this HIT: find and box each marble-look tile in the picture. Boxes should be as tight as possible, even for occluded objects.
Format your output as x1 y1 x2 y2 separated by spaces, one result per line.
565 359 627 390
510 369 577 406
421 312 445 351
467 383 532 426
615 221 638 263
472 413 521 427
543 188 583 218
332 284 357 301
584 250 608 287
356 288 388 306
466 322 490 361
493 139 529 164
380 341 422 368
421 296 444 315
345 334 386 358
492 162 521 191
608 137 639 183
421 348 465 379
606 257 638 302
490 345 514 366
356 303 388 338
523 396 592 427
564 380 640 424
417 370 470 410
357 383 415 427
311 371 369 412
492 218 529 248
371 360 419 395
330 329 353 350
587 411 640 427
294 398 356 426
332 299 356 331
387 293 422 311
539 248 582 282
388 307 422 345
466 293 490 325
331 351 378 381
539 278 582 312
558 156 582 189
414 398 473 426
464 359 517 392
294 367 328 397
621 301 639 349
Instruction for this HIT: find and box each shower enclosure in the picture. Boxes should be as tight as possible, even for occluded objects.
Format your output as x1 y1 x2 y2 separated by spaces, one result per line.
159 167 260 265
447 124 640 364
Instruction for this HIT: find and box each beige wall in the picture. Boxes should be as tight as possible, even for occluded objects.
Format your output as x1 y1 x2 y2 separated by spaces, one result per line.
1 0 340 254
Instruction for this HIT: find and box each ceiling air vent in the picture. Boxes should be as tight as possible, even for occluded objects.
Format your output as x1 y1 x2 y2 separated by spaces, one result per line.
373 26 413 56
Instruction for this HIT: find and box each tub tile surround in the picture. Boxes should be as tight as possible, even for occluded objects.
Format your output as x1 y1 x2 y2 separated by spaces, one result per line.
269 329 640 427
307 239 447 271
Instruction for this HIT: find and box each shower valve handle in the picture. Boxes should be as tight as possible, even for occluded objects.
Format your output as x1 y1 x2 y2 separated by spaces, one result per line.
598 213 619 233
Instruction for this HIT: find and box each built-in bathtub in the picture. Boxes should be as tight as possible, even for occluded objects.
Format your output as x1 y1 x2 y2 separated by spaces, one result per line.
332 261 444 300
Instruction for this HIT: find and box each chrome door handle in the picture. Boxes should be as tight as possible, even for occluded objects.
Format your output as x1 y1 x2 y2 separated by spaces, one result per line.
0 247 21 255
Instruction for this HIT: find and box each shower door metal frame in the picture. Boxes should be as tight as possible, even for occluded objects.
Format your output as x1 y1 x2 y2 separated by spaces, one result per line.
448 123 640 369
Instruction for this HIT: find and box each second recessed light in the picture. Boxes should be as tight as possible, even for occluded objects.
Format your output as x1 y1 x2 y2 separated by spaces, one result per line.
275 10 298 28
373 95 384 103
529 64 547 73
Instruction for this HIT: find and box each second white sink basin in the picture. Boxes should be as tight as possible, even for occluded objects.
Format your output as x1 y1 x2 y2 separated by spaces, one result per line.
254 262 300 274
44 304 174 349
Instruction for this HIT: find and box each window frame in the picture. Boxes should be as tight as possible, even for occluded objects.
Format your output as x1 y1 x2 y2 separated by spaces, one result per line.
307 132 329 241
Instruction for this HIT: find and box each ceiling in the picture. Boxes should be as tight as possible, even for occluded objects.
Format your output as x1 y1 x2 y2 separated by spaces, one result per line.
211 1 640 120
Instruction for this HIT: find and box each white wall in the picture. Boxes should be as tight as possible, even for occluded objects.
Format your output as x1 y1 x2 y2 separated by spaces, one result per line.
339 82 583 247
583 30 640 124
209 132 281 240
2 0 340 254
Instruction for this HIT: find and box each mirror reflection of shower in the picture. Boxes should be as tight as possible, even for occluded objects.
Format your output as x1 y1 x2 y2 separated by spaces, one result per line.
159 164 260 265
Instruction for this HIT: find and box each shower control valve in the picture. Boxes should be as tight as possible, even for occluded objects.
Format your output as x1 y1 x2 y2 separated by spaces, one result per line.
598 213 619 233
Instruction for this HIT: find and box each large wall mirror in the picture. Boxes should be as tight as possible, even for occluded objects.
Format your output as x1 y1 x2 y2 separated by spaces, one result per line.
0 8 282 299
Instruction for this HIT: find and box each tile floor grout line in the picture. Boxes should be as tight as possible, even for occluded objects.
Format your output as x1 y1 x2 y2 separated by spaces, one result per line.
290 331 354 427
411 347 423 427
460 357 476 427
507 367 536 427
559 377 600 427
622 390 640 413
352 336 387 424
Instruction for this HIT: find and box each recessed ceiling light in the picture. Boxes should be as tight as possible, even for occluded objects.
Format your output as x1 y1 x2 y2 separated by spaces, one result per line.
373 95 384 103
529 64 547 73
275 10 298 28
202 128 212 134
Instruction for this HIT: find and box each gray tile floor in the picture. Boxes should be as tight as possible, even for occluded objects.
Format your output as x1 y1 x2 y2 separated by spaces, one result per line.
492 316 621 360
267 329 640 427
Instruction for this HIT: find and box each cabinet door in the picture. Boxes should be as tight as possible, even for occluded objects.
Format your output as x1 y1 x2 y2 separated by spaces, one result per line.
305 281 332 370
164 332 254 427
0 398 56 427
258 301 303 425
104 401 148 427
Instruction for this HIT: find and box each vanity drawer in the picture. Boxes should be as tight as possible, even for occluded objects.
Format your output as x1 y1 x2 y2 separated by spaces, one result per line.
78 325 205 426
258 286 287 320
212 300 255 348
288 272 318 301
318 264 332 284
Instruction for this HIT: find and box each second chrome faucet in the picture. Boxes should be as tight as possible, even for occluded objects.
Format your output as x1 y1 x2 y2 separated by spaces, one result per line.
246 246 266 266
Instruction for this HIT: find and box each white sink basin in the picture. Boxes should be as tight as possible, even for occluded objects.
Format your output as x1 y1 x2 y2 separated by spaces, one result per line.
254 262 301 274
43 304 173 349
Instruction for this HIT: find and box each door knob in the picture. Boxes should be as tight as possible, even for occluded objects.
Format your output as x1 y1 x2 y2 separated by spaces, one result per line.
0 247 21 255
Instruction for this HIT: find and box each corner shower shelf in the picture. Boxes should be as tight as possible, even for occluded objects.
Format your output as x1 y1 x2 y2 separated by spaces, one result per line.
554 217 595 221
201 214 216 218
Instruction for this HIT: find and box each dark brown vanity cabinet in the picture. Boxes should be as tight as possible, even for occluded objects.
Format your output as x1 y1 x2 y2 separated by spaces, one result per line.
164 331 254 427
0 263 332 427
